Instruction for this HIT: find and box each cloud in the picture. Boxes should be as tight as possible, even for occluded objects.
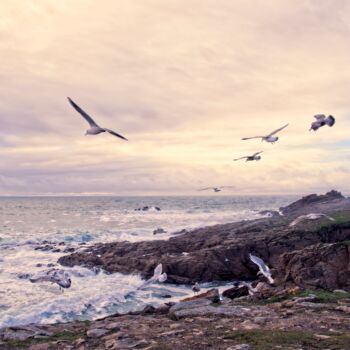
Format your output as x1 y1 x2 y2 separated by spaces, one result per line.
0 0 349 195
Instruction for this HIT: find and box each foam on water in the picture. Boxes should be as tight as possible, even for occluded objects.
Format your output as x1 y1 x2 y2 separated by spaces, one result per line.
0 195 295 328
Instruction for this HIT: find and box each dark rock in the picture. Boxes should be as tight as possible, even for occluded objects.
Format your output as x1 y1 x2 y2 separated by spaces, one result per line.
63 247 75 253
153 228 167 235
280 190 349 217
222 285 249 299
279 242 350 291
181 289 220 303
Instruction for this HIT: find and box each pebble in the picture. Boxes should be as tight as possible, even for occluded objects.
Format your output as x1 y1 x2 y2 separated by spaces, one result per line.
86 328 109 338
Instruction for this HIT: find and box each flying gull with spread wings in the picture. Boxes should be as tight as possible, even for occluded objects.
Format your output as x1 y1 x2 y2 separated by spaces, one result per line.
234 151 263 162
242 124 289 144
289 213 335 227
67 97 128 140
198 186 235 193
249 254 274 284
310 114 335 131
137 264 167 290
29 269 72 290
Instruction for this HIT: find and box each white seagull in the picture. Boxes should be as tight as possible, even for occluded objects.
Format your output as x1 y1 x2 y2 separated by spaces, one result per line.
137 263 167 290
234 151 263 162
192 282 201 294
249 254 274 284
310 114 335 131
198 186 235 193
289 213 335 227
67 97 128 140
242 124 289 144
29 269 72 290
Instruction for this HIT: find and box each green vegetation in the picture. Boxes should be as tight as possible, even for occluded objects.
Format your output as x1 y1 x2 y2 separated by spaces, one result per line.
250 289 350 305
3 330 82 349
225 330 350 350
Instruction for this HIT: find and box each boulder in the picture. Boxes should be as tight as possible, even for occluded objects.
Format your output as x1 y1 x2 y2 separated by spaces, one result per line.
280 190 349 217
222 285 249 299
279 242 350 291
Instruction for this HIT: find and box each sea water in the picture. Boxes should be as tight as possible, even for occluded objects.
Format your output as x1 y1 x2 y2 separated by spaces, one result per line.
0 195 294 328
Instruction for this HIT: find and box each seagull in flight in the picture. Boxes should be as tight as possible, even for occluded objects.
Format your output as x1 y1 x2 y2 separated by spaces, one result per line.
249 254 274 284
29 269 72 290
289 213 335 227
198 186 234 193
310 114 335 131
242 124 289 144
234 151 263 162
137 263 167 290
67 97 128 141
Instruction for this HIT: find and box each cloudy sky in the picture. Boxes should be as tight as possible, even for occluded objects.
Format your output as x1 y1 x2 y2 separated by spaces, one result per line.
0 0 349 196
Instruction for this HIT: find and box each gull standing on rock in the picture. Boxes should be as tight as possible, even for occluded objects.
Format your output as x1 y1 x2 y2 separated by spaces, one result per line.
242 124 289 144
137 264 167 290
249 254 274 284
289 213 335 227
234 151 263 162
310 114 335 131
67 97 128 140
192 282 201 294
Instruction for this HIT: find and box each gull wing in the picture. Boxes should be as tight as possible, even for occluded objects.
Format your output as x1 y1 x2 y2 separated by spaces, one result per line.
29 275 52 284
289 216 304 227
268 123 289 137
325 214 335 221
137 278 153 290
249 254 270 274
67 97 99 128
242 136 264 140
153 264 162 278
233 156 248 161
314 114 326 121
252 151 263 157
104 128 128 141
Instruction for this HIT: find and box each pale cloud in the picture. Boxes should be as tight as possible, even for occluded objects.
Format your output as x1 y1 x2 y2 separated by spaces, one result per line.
0 0 349 195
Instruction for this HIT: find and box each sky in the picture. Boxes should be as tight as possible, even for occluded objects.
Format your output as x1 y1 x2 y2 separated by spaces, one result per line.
0 0 349 196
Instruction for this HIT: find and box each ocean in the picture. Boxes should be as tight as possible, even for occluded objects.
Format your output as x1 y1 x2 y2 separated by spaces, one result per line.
0 195 294 328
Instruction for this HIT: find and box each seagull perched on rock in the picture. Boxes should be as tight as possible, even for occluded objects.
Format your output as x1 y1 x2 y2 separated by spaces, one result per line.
242 124 289 144
192 282 201 294
67 97 128 140
137 264 167 290
234 151 263 162
198 186 234 193
310 114 335 131
289 213 335 227
249 254 274 284
29 269 71 290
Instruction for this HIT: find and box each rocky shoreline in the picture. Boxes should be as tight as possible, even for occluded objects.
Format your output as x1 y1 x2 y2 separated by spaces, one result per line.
1 190 350 349
58 190 350 290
